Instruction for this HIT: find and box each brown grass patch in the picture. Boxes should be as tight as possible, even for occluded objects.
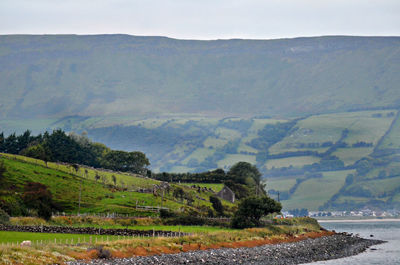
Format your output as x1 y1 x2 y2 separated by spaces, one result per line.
68 249 99 260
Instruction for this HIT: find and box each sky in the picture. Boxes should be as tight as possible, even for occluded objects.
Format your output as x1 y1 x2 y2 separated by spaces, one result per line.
0 0 399 40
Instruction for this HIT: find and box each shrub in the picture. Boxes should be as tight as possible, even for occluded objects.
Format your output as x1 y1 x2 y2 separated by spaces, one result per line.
231 196 282 229
88 246 111 259
210 196 224 216
160 209 176 219
0 208 10 225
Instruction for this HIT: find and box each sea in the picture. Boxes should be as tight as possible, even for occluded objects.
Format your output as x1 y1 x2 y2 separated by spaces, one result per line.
305 220 400 265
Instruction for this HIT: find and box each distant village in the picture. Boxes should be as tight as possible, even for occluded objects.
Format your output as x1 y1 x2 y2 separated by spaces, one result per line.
282 209 400 218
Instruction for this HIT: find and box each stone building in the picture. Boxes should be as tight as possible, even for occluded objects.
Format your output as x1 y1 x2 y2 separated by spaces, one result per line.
216 185 235 203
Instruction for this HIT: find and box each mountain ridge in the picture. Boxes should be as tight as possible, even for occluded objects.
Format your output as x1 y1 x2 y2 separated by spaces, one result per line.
1 35 399 119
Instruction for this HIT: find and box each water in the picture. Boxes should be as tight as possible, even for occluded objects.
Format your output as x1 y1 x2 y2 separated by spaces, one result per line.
305 220 400 265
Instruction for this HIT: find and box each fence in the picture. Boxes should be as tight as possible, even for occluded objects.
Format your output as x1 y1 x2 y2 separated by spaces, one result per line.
0 230 189 248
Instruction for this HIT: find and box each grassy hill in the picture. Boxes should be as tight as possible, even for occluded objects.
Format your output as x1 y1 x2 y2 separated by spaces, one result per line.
0 154 233 216
0 35 399 122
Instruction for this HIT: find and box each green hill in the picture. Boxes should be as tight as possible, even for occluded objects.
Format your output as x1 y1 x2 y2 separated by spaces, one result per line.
0 153 231 216
0 35 399 121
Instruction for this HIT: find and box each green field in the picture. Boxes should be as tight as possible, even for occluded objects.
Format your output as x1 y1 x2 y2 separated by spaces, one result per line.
217 154 256 170
268 110 396 155
0 231 121 244
332 148 373 166
265 178 297 192
281 170 354 211
265 156 320 169
0 155 225 214
380 112 400 149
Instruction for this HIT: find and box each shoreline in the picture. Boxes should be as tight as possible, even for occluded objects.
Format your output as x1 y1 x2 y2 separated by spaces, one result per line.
68 234 385 265
317 218 400 223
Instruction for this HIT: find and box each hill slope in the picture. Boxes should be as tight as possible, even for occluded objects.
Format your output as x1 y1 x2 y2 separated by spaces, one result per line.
0 154 228 216
1 35 399 119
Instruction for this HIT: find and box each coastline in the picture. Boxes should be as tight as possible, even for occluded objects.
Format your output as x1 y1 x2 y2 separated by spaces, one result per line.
68 234 385 265
317 218 400 223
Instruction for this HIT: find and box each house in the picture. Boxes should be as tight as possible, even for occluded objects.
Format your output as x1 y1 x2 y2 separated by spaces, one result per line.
216 185 235 203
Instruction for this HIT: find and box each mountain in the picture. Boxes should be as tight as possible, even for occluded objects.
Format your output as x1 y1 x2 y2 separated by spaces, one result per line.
1 35 400 120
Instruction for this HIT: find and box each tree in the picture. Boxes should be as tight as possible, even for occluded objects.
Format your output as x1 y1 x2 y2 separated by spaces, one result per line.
0 208 10 225
228 162 261 186
0 160 6 181
231 196 282 228
22 182 55 220
100 150 150 174
210 196 224 216
173 187 185 201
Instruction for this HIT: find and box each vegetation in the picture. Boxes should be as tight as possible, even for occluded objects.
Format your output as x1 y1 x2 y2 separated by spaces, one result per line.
1 35 399 121
0 217 324 264
231 196 282 228
0 208 10 225
0 129 149 174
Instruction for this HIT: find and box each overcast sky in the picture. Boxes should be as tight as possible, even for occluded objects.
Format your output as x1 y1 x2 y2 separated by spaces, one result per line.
0 0 399 39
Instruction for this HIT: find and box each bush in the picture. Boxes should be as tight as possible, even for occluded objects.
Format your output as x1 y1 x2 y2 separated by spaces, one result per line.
160 209 176 219
88 246 111 259
231 196 282 229
210 196 224 216
0 208 10 225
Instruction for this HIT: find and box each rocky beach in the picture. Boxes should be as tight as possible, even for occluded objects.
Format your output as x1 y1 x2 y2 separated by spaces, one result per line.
68 234 385 265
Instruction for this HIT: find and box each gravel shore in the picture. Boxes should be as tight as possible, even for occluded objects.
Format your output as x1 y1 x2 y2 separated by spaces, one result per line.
68 234 385 265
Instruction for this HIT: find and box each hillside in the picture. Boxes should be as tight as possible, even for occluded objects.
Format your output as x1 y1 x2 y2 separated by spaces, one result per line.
44 109 400 212
0 154 229 216
0 35 399 121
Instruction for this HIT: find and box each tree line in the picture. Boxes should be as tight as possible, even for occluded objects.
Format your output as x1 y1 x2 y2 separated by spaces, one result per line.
0 130 149 174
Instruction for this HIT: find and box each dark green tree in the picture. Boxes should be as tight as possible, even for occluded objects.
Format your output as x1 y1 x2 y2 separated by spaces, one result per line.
228 162 261 186
0 160 6 181
231 196 282 228
22 182 55 220
210 195 224 216
100 150 150 174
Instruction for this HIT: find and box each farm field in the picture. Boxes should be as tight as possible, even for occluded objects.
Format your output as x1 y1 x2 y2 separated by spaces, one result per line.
268 110 396 155
217 154 256 170
265 178 297 192
0 231 121 244
380 112 400 149
0 155 223 215
281 170 354 211
265 156 320 169
332 147 373 166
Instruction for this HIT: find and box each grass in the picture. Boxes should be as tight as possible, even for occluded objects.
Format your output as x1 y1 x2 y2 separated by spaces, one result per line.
264 178 297 192
282 170 354 211
380 112 400 149
268 110 396 155
332 147 373 166
1 153 160 189
0 231 121 244
217 154 256 170
0 155 222 214
0 217 325 265
180 183 224 192
265 156 320 169
203 137 228 148
182 148 215 164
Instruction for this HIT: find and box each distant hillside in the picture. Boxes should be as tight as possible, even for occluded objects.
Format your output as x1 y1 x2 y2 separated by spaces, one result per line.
0 35 399 119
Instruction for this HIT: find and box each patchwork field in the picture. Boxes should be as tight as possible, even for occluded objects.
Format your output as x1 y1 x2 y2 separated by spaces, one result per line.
265 156 320 169
281 170 355 211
